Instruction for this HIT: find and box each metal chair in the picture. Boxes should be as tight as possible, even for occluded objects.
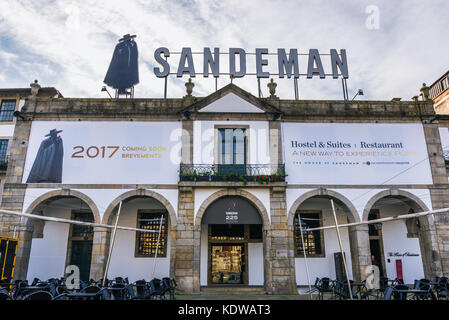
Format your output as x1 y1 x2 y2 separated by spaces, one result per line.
413 279 433 300
392 284 409 300
23 290 53 300
315 277 333 300
133 279 149 299
162 277 176 300
149 279 167 300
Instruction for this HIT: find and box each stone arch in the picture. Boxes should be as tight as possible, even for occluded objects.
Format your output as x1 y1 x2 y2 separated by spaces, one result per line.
287 188 361 227
362 189 430 221
195 189 270 229
25 189 101 224
102 189 177 227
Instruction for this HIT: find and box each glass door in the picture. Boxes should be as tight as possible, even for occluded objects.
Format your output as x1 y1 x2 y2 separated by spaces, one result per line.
217 128 247 176
210 244 245 284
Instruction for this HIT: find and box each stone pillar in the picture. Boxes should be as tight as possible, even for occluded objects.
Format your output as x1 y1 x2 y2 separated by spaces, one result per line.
423 124 449 277
0 119 32 279
269 121 282 166
268 186 296 294
90 228 110 281
175 186 198 293
181 120 193 165
348 225 371 282
429 189 449 277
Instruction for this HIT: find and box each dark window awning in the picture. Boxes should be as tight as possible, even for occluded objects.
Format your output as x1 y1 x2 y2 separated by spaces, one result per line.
201 196 262 225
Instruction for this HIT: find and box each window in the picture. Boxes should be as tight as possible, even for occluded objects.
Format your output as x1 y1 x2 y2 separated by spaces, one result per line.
0 100 16 122
0 140 8 163
217 128 247 165
71 212 94 239
294 212 324 257
135 211 167 257
441 77 448 91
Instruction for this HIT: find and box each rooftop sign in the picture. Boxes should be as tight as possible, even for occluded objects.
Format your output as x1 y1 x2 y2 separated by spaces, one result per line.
153 48 349 79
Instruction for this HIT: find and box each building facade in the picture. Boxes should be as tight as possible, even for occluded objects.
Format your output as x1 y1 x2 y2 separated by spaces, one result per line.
1 82 449 294
0 81 62 203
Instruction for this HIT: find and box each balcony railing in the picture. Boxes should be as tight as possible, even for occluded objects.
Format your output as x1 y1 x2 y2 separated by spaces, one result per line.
179 164 286 184
0 155 8 171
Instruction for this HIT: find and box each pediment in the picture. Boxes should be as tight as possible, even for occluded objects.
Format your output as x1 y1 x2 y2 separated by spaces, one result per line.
181 83 282 115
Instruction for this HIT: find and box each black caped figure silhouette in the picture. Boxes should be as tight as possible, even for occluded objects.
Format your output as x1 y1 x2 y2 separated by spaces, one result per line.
104 34 139 94
26 129 64 183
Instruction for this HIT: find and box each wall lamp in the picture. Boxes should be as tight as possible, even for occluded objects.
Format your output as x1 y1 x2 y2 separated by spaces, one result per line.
351 89 364 100
13 110 26 120
101 86 113 99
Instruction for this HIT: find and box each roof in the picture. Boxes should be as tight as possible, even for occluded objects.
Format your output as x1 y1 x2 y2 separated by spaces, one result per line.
0 87 63 98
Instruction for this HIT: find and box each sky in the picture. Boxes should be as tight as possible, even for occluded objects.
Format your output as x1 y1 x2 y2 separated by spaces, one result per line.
0 0 448 100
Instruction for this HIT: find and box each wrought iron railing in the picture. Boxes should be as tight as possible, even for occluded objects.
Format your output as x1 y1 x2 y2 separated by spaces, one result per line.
0 155 8 171
179 164 286 184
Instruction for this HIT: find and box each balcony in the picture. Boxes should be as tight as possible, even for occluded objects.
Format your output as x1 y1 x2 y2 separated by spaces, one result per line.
179 164 286 185
0 155 8 171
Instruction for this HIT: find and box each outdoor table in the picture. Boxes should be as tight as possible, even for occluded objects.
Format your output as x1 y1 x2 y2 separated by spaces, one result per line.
393 289 429 300
65 291 102 300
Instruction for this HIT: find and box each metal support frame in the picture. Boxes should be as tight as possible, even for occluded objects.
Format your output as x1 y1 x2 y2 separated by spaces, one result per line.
103 201 122 286
330 199 353 300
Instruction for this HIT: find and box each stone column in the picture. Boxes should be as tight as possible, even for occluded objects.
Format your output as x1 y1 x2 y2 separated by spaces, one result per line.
174 186 198 293
0 119 33 279
89 227 110 281
268 186 296 294
348 225 371 282
423 124 449 277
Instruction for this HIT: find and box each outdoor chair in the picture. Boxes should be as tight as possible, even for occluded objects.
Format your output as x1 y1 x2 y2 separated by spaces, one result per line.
315 277 333 300
12 280 28 299
359 280 377 300
109 283 127 300
412 279 434 300
149 278 167 300
0 288 12 300
334 280 358 300
434 280 449 300
392 284 409 300
162 277 176 300
133 280 149 299
23 290 53 300
31 278 40 286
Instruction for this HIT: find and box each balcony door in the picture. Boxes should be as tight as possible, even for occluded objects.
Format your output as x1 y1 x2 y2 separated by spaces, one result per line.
217 127 247 175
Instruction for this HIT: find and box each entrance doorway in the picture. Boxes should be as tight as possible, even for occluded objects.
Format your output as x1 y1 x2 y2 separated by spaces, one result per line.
207 224 262 285
211 244 245 284
67 211 94 282
368 210 385 277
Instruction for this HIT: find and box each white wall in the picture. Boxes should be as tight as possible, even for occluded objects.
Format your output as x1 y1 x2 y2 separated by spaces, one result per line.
375 201 425 284
193 120 270 164
200 224 265 286
294 197 353 285
0 124 15 137
200 225 208 286
27 198 80 281
107 197 171 282
248 243 264 285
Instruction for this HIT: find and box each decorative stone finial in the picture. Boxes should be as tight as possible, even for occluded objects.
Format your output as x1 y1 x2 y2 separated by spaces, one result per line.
30 79 41 96
420 83 430 101
185 78 195 97
267 78 278 99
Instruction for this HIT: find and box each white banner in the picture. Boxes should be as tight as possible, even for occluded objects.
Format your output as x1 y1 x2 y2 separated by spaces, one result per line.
283 123 433 185
23 121 182 184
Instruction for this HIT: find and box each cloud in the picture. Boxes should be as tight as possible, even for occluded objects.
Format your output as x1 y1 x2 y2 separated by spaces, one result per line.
0 0 447 100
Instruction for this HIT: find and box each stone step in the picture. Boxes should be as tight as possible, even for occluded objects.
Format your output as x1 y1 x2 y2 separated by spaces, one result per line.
200 286 267 295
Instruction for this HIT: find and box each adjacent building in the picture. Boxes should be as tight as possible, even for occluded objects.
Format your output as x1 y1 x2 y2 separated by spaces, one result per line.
0 80 449 294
